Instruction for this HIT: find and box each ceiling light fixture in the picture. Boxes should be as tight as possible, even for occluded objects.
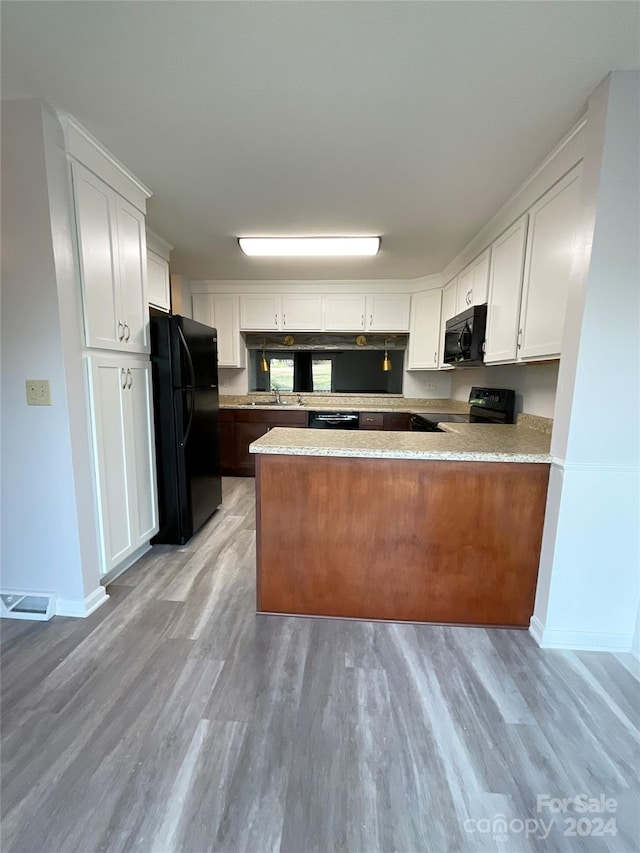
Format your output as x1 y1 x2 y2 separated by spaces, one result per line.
238 237 380 257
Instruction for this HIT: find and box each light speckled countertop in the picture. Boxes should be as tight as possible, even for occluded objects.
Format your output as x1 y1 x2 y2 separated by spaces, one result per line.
250 424 552 463
220 394 470 414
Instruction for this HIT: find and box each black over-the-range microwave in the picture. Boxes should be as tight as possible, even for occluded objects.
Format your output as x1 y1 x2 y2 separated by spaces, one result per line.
443 303 487 367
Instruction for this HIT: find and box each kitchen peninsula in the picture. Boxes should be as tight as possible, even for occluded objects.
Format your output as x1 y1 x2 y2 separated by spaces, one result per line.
251 425 551 627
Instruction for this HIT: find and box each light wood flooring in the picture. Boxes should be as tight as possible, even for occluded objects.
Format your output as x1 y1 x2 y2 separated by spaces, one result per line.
1 478 639 853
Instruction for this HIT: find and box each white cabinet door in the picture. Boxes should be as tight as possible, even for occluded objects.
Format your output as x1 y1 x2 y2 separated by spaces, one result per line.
455 249 490 314
86 354 158 575
281 294 323 330
471 249 490 306
408 290 442 369
215 295 245 368
366 294 410 331
115 197 149 352
192 293 214 326
86 357 134 574
322 295 366 331
126 360 159 548
147 249 170 311
72 162 149 353
484 216 528 364
439 277 458 367
239 294 281 330
457 266 473 314
518 166 582 361
193 293 245 367
72 162 121 349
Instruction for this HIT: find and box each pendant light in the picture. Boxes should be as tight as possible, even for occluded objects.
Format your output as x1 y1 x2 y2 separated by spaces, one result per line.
382 338 392 372
260 339 269 372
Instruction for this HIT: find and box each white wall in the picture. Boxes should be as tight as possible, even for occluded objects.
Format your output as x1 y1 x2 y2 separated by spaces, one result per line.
1 99 103 612
532 72 640 652
450 361 559 418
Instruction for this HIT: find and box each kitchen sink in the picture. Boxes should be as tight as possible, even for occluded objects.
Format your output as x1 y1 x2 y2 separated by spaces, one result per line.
249 400 303 407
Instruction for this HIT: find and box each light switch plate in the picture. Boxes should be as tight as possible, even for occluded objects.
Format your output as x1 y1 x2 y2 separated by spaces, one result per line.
26 379 52 406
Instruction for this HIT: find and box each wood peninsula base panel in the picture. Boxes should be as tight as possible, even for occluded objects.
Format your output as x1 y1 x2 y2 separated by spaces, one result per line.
256 455 550 626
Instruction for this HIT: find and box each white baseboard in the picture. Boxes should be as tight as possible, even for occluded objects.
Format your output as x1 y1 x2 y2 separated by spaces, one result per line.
529 616 632 652
56 586 109 618
529 615 545 645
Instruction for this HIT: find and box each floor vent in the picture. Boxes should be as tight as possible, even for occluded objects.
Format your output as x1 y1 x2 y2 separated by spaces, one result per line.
1 592 56 621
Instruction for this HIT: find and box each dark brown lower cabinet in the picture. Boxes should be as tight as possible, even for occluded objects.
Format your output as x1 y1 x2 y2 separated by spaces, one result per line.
219 407 412 476
256 454 550 627
220 409 308 476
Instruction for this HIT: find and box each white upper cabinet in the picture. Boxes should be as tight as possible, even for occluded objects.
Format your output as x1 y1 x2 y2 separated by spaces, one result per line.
146 229 173 312
323 294 366 331
192 293 245 368
456 266 473 315
72 161 149 353
456 248 491 315
239 294 281 330
484 215 529 364
281 294 323 330
115 196 148 351
365 294 411 332
439 277 458 367
147 250 170 312
518 165 582 361
408 290 442 369
237 291 409 332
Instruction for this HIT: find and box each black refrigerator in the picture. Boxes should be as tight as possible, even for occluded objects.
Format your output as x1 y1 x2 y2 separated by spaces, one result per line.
150 314 222 544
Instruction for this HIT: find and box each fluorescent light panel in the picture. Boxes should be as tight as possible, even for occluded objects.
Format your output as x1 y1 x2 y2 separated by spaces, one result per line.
238 237 380 257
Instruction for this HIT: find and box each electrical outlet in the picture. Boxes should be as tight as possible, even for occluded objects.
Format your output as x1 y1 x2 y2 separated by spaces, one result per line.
25 379 52 406
425 382 437 393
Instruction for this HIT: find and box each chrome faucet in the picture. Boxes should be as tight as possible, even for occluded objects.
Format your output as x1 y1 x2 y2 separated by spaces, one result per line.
273 388 281 404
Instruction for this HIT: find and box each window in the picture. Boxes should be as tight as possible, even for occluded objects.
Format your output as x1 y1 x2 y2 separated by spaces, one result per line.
311 358 332 392
268 357 294 391
249 349 403 393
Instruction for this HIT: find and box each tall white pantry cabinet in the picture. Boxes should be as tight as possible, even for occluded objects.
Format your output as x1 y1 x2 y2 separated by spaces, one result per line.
65 117 159 577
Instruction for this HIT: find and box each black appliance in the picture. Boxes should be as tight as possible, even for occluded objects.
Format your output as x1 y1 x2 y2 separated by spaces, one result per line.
410 386 515 432
444 304 487 366
150 314 222 544
308 411 359 429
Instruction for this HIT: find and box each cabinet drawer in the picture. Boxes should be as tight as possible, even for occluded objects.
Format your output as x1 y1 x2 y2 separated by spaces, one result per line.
359 412 384 429
219 409 235 423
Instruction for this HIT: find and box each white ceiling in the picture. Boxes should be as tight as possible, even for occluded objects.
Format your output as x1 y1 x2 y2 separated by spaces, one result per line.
2 1 638 281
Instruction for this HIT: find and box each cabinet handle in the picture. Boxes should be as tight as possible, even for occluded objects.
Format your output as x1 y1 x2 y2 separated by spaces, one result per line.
124 322 131 342
126 368 132 389
369 314 373 327
118 321 125 341
517 328 523 350
121 368 127 389
361 314 364 327
283 314 286 327
434 351 437 364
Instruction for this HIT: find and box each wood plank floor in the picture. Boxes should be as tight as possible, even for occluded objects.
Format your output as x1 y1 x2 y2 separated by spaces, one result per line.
1 478 638 853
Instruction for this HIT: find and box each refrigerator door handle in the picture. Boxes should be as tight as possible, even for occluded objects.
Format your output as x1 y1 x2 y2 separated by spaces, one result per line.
177 325 197 389
181 388 194 448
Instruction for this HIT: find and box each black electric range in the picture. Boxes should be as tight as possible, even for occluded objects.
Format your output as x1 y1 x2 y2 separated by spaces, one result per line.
411 387 515 432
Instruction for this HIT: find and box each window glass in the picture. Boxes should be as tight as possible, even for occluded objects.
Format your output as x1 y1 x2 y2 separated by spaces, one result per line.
269 357 294 391
312 358 332 391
